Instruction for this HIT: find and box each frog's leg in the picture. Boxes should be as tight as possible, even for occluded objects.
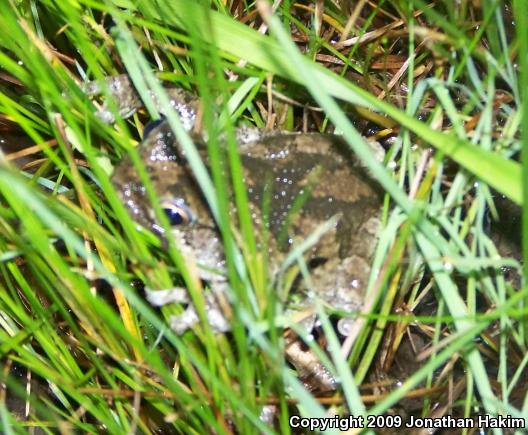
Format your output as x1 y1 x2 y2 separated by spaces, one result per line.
169 290 230 335
285 337 338 392
303 255 367 337
85 74 200 130
145 283 230 335
145 286 189 306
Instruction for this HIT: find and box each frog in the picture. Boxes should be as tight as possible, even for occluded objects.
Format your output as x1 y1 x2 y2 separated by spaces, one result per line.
90 74 384 391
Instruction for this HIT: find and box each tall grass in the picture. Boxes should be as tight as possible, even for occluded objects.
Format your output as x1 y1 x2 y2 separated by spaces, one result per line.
0 1 525 433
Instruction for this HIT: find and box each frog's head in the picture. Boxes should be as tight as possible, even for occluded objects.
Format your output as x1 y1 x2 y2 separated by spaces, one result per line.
112 119 225 274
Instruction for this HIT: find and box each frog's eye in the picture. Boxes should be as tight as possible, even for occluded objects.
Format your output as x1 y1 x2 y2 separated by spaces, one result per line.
161 199 194 226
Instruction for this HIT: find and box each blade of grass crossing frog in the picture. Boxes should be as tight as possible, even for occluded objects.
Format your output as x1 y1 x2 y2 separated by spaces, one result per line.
292 242 366 412
191 23 254 285
110 19 217 235
226 74 271 307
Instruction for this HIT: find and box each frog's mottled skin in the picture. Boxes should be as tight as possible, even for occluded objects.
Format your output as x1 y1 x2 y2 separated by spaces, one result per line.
94 74 384 391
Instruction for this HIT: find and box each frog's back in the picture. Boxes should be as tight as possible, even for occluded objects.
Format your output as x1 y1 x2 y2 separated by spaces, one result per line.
239 133 383 258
